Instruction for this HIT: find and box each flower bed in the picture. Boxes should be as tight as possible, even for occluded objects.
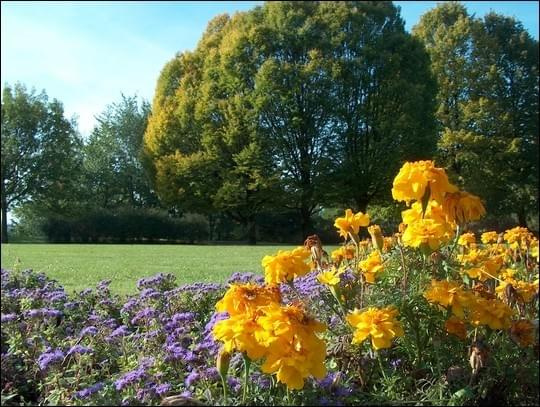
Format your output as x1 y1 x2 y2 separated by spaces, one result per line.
2 161 539 406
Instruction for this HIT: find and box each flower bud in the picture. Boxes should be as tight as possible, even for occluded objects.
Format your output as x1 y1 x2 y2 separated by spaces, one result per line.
368 225 384 252
216 348 231 379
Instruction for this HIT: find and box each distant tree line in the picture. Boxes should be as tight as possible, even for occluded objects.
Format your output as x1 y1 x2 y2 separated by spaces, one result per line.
1 1 538 244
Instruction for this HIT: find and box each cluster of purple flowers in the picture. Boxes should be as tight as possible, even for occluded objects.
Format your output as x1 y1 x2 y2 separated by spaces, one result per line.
1 266 353 406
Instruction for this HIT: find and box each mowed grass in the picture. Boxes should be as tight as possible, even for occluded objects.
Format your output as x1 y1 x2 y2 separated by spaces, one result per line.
1 244 329 295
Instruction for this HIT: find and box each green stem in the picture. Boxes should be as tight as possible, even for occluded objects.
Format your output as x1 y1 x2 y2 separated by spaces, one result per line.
376 351 387 380
242 354 251 404
220 374 228 405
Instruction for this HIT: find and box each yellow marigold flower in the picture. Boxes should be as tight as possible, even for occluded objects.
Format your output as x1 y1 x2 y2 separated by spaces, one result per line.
401 200 448 226
401 218 451 252
496 278 537 303
499 268 517 281
469 297 513 330
262 247 311 285
392 160 458 205
258 303 327 390
481 231 498 244
368 224 384 251
424 279 470 318
504 226 534 249
212 314 267 360
510 319 535 347
530 238 539 260
445 316 467 340
334 209 370 239
330 245 355 264
215 283 281 316
317 268 342 286
458 247 485 266
458 232 476 246
359 250 384 284
443 191 486 225
347 306 404 350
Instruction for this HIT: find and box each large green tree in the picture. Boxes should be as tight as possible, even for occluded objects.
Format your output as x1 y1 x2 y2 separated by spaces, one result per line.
145 1 438 239
414 4 539 226
1 83 82 243
145 13 280 244
322 1 437 211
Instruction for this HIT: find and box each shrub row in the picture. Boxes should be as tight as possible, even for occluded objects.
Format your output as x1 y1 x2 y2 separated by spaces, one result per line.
41 209 208 243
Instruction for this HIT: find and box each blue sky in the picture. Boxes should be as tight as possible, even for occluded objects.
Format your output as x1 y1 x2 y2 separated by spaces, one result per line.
1 1 538 137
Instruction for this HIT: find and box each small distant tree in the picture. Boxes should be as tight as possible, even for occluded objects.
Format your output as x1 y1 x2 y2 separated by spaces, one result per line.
82 94 159 210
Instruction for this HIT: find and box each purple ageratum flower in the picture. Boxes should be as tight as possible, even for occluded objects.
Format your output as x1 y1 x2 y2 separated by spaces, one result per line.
106 325 131 342
131 307 156 325
45 290 67 302
185 371 200 387
202 367 219 381
226 272 264 285
79 326 98 337
64 301 80 310
144 329 160 339
390 358 402 369
115 368 147 390
139 288 160 300
227 377 242 393
67 345 93 356
139 356 155 370
1 313 17 323
154 383 171 396
73 382 104 399
24 308 62 319
120 297 139 314
96 280 111 290
79 288 93 297
172 312 196 324
37 349 64 370
317 372 337 390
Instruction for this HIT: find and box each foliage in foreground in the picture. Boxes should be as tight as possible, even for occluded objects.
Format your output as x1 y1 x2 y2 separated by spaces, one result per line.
1 160 538 406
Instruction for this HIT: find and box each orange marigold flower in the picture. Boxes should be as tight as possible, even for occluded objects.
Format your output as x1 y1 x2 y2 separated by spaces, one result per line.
262 247 311 285
401 218 452 252
445 316 467 340
334 209 370 239
330 245 355 264
215 283 281 316
346 306 404 350
468 297 513 330
510 319 535 347
424 279 471 318
358 250 384 283
392 160 457 205
317 268 342 286
258 303 327 390
443 191 486 225
481 231 499 244
458 232 476 246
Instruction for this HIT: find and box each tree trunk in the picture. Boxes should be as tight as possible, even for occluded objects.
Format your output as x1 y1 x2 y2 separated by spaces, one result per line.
1 180 8 243
517 208 528 228
355 195 369 213
300 206 312 240
208 214 215 242
247 216 257 245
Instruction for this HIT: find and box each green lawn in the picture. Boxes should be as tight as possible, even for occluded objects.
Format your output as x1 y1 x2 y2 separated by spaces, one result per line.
0 243 315 295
